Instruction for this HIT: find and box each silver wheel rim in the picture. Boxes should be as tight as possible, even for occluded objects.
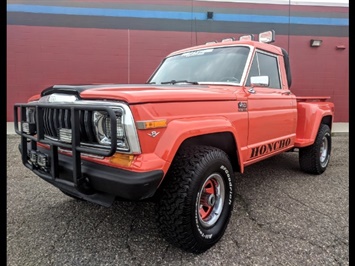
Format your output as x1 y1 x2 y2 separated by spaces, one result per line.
320 134 330 167
197 173 225 228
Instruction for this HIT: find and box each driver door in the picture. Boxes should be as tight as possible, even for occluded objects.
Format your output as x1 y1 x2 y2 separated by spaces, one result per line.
245 49 297 163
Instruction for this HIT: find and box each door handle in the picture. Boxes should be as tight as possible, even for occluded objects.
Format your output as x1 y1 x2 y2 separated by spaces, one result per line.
282 91 291 95
248 88 256 94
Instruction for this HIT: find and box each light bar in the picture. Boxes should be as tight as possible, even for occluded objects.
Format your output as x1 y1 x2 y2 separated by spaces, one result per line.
258 30 275 44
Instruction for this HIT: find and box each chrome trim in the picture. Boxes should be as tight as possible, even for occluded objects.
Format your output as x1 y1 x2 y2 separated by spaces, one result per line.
37 97 141 154
38 93 78 103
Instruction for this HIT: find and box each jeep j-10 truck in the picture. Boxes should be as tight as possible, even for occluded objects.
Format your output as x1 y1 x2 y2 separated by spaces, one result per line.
14 30 334 253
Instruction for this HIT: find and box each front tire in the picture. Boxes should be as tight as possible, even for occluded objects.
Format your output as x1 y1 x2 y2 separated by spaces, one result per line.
299 124 332 174
156 145 235 254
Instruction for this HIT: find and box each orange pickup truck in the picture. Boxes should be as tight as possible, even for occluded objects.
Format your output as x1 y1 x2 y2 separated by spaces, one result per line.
14 30 334 253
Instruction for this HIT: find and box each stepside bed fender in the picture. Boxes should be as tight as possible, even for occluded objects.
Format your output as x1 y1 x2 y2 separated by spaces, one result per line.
153 116 245 173
295 101 334 147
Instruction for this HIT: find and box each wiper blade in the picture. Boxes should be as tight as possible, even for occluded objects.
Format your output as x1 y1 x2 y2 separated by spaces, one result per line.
161 80 199 85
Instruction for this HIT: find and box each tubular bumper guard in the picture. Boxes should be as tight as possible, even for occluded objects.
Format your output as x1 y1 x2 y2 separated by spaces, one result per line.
14 103 164 207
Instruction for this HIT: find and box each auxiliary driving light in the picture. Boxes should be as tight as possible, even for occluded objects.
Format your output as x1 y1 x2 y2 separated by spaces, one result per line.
258 30 275 43
239 34 254 41
37 153 49 167
30 150 38 164
59 128 72 143
221 37 235 42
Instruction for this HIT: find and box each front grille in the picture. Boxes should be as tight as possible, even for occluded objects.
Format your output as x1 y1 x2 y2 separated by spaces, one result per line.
42 108 96 143
14 103 119 157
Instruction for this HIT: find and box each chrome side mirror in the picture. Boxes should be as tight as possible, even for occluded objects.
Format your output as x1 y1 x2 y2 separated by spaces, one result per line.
250 76 269 87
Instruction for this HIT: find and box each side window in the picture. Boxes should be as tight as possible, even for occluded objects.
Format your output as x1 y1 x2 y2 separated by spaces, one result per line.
246 51 281 89
245 57 259 86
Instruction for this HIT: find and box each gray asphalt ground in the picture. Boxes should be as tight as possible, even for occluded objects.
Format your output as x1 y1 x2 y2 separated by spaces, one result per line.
7 134 349 266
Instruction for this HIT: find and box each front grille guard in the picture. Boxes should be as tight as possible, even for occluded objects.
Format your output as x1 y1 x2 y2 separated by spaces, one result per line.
14 103 118 191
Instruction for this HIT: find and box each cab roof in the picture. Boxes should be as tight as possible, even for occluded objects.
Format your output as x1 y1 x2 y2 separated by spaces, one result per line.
167 40 283 58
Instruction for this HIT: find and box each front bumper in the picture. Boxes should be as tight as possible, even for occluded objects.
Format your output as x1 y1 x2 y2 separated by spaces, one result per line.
20 143 164 206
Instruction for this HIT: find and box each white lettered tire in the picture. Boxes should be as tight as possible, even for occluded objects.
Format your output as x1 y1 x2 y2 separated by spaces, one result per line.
156 145 235 253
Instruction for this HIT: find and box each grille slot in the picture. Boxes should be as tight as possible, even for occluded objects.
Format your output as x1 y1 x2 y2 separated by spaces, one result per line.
84 111 95 142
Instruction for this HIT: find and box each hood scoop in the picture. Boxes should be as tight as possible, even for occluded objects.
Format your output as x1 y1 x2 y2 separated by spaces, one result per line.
40 84 118 97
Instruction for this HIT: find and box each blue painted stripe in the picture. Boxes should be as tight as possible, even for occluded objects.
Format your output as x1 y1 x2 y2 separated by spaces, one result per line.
7 4 348 26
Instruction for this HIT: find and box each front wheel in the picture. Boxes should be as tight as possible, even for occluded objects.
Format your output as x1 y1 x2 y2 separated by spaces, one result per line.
156 145 235 254
299 124 332 174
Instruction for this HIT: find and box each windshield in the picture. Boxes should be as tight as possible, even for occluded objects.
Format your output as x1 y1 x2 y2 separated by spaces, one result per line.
148 46 250 85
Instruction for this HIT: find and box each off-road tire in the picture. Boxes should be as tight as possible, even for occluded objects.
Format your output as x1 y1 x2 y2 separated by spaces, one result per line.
156 145 235 254
299 124 331 174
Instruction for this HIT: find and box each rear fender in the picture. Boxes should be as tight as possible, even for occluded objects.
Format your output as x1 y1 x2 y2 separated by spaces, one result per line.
295 102 334 147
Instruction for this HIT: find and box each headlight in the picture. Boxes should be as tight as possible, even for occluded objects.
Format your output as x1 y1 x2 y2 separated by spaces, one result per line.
93 109 129 150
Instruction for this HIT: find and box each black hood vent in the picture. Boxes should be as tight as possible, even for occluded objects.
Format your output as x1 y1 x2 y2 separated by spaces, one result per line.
40 84 119 97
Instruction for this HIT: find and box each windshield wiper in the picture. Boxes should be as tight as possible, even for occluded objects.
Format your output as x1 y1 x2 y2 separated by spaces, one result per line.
161 80 199 85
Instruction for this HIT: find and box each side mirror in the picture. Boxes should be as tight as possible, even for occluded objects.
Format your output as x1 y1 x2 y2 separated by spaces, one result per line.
250 76 269 87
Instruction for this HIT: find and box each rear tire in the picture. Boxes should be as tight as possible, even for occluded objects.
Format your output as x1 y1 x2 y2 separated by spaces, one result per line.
156 145 235 254
299 124 331 174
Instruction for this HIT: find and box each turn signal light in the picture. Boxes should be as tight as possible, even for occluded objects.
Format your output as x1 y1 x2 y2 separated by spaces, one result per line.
136 120 167 129
110 153 135 167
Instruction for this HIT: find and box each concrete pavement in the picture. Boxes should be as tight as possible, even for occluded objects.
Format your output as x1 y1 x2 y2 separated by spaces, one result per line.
7 134 349 265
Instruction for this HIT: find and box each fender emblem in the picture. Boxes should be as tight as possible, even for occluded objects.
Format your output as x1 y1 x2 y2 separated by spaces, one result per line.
238 101 247 112
148 131 160 138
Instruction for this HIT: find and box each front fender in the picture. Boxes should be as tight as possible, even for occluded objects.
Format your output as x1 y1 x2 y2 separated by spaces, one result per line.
154 116 244 172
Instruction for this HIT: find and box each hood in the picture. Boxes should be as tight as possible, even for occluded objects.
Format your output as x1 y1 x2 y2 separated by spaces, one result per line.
41 84 241 103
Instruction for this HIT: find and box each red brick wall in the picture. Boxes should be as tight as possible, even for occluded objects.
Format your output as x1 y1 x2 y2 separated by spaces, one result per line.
7 26 348 122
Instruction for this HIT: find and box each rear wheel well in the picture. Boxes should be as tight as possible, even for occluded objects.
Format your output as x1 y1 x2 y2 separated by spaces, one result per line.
179 132 240 172
321 115 333 131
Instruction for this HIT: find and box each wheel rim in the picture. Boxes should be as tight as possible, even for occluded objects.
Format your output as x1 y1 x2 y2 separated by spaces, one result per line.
320 134 330 167
197 173 225 228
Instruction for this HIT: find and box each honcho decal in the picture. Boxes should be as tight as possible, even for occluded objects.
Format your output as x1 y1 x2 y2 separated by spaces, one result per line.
250 138 291 159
